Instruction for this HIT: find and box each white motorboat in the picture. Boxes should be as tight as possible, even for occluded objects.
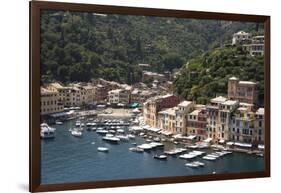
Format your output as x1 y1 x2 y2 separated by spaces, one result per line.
208 153 221 158
154 154 167 160
129 147 144 153
185 162 200 168
149 142 164 148
179 154 198 159
202 156 217 161
190 150 205 156
117 129 125 133
102 136 120 143
91 127 97 131
193 161 205 166
97 147 109 152
164 150 178 155
40 123 56 139
71 130 82 137
55 121 63 125
96 130 109 135
137 144 153 150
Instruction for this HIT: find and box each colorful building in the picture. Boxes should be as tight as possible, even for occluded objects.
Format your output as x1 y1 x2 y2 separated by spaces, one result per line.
228 77 258 104
143 94 179 128
40 87 64 115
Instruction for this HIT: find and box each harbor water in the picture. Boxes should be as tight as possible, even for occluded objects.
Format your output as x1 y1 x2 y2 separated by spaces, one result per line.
41 119 264 184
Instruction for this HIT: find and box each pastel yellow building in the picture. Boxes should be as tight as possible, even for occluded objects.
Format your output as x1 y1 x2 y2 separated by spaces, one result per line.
40 87 64 115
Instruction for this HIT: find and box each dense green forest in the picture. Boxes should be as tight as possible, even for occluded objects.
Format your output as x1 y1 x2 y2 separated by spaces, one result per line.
40 10 263 84
173 46 264 105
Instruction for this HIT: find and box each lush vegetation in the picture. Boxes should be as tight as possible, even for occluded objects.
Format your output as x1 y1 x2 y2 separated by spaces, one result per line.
173 46 264 105
40 10 262 84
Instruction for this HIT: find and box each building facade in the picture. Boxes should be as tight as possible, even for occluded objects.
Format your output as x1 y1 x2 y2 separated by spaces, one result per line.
232 31 251 45
254 108 265 144
143 94 179 128
40 87 64 115
206 96 227 142
108 89 130 105
228 77 258 104
187 108 207 141
217 100 239 141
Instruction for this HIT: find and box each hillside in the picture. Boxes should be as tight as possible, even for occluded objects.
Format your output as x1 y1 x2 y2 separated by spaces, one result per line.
40 10 263 84
173 46 264 105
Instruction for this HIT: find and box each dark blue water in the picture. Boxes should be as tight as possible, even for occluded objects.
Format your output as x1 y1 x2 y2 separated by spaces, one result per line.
41 119 264 184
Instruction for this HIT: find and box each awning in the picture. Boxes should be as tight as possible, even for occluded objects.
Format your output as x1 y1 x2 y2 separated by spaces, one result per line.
129 102 141 108
219 139 225 143
132 108 141 113
234 142 252 148
186 135 197 140
160 130 173 136
226 141 234 146
258 144 265 149
203 138 212 143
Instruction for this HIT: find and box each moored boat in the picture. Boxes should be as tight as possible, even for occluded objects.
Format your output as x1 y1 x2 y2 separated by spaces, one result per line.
40 123 56 139
129 147 144 153
154 154 167 160
97 147 109 152
102 136 120 143
202 156 217 161
71 129 82 137
96 130 109 135
185 162 200 168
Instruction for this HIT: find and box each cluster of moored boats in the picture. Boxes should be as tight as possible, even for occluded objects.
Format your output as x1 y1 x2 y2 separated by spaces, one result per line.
41 116 261 170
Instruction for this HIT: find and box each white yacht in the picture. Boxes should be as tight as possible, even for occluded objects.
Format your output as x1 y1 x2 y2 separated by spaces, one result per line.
96 130 108 135
71 129 82 137
40 123 56 139
97 147 109 152
102 135 120 143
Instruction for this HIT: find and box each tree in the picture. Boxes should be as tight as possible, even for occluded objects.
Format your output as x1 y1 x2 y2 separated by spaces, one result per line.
162 53 185 71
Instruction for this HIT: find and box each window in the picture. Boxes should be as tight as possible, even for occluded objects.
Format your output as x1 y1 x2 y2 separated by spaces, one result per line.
259 121 262 127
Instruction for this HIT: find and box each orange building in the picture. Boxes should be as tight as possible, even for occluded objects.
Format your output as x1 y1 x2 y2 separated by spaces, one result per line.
228 77 258 104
